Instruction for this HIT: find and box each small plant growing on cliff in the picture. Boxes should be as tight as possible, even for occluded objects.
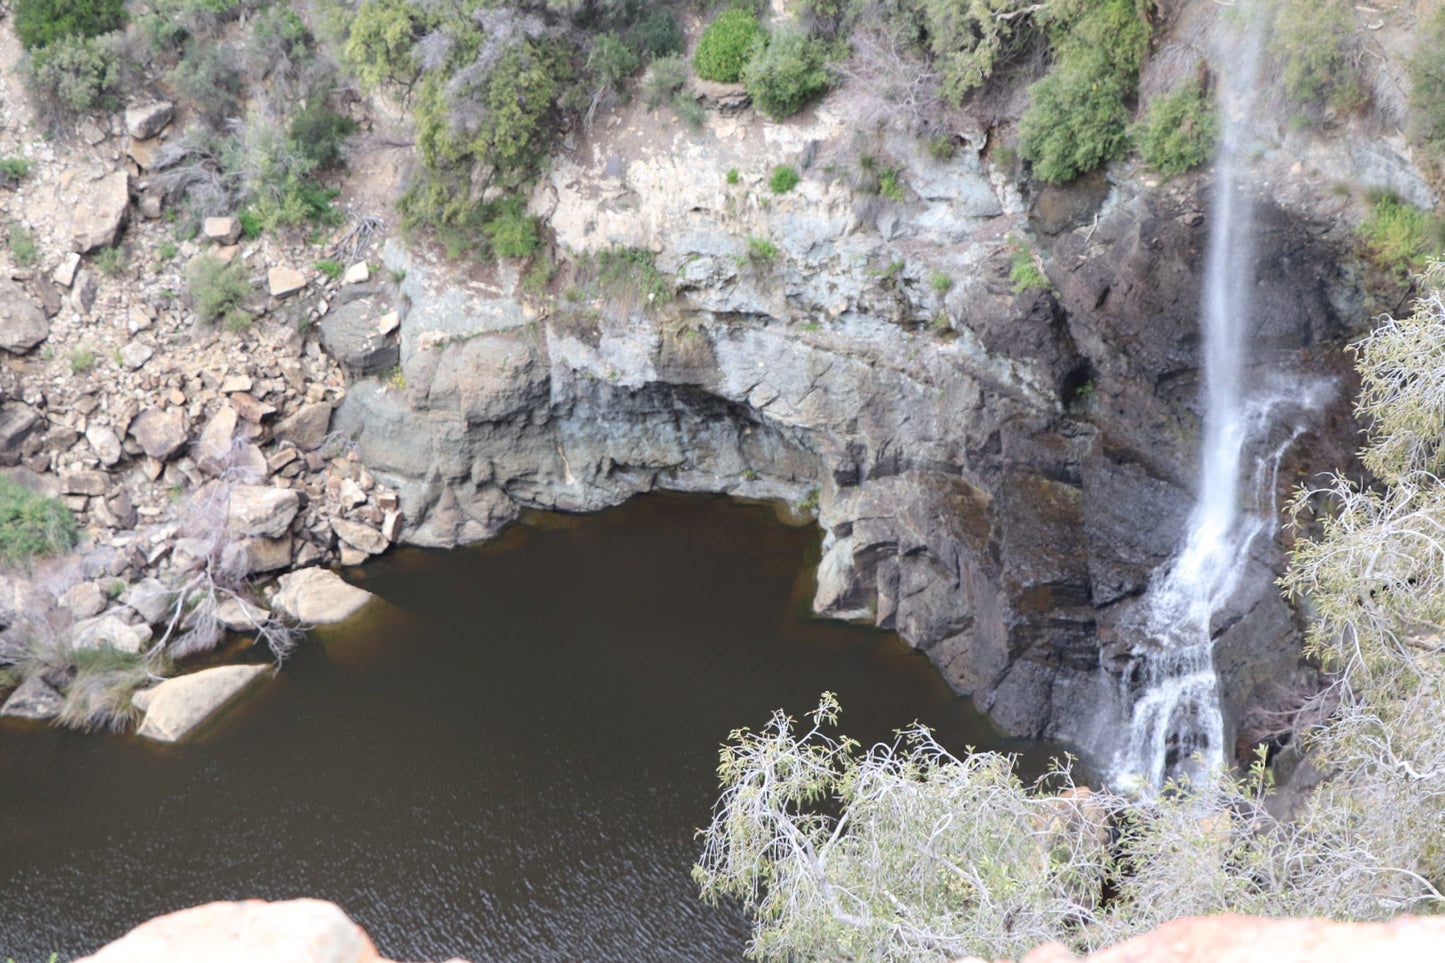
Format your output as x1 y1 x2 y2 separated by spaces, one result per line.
92 245 127 277
929 270 954 295
0 478 76 566
1007 235 1051 294
0 156 33 187
314 258 343 280
1409 7 1445 158
1134 74 1218 177
6 221 39 267
1358 192 1443 279
187 255 253 327
744 235 779 265
725 167 740 185
769 164 800 194
693 7 765 84
1271 0 1368 121
482 198 541 261
878 165 905 202
68 346 97 374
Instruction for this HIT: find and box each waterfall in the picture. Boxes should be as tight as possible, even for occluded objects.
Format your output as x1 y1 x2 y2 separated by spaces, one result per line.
1109 6 1276 790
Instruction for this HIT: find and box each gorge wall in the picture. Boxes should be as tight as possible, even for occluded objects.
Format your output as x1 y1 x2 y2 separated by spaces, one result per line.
335 72 1384 761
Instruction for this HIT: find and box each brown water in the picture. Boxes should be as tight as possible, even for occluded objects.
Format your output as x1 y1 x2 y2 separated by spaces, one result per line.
0 495 1057 962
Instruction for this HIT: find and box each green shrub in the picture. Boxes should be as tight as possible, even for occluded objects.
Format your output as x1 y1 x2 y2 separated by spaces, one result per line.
343 0 424 89
726 167 740 185
187 255 253 325
93 245 127 276
314 258 343 279
0 156 33 186
0 478 76 567
627 6 684 59
592 245 673 306
769 164 800 193
1019 0 1148 185
1358 193 1443 279
694 7 765 83
878 165 905 201
13 0 125 50
68 346 97 373
288 102 355 170
741 28 832 120
482 198 541 259
157 240 179 265
58 646 160 732
672 92 707 129
1272 0 1367 118
745 234 778 264
1134 75 1218 176
7 222 39 268
25 32 124 115
1409 8 1445 157
1007 235 1050 293
645 54 689 109
929 270 953 294
168 43 245 126
589 31 641 97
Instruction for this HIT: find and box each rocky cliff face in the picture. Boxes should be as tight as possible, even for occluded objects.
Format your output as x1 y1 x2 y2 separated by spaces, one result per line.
333 75 1380 762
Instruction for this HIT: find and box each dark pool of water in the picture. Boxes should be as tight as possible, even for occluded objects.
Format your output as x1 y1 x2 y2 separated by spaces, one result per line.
0 495 1057 962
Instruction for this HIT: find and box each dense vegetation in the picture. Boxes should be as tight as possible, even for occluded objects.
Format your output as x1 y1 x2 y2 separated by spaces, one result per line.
0 479 76 567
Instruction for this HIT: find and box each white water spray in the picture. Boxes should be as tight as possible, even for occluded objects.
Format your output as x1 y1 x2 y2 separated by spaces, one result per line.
1110 7 1282 789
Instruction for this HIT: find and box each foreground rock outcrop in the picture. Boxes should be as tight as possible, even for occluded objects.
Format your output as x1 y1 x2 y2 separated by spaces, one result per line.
74 899 470 963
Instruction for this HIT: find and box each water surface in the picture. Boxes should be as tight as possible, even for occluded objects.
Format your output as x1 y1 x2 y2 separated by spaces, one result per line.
0 495 1052 961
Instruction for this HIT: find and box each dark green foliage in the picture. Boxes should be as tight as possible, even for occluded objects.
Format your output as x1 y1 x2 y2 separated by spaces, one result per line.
694 7 765 83
645 54 689 109
1358 193 1444 280
13 0 125 50
483 198 542 259
591 244 673 306
342 0 424 89
1272 0 1367 119
589 31 642 95
1134 75 1217 176
769 164 800 193
288 102 356 169
168 43 245 126
0 156 32 187
0 478 77 567
187 255 254 326
315 258 344 279
7 221 39 267
742 28 833 120
627 6 684 59
1018 0 1149 185
1409 8 1445 158
24 32 124 115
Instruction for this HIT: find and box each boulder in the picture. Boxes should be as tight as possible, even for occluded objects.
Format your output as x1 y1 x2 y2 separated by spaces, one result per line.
203 216 242 245
85 424 123 467
196 406 239 474
133 664 270 742
331 517 388 556
0 280 50 353
125 578 174 625
61 581 109 620
273 403 332 451
215 596 269 631
272 568 373 624
318 299 399 375
342 262 370 285
268 266 307 298
53 252 81 288
0 676 64 720
73 899 468 963
60 470 108 496
119 341 154 370
226 485 299 538
129 408 188 461
0 403 39 466
124 101 173 140
70 171 130 252
71 613 152 654
226 535 293 575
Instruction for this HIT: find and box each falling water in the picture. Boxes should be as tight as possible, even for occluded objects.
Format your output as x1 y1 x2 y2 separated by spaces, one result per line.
1110 6 1277 789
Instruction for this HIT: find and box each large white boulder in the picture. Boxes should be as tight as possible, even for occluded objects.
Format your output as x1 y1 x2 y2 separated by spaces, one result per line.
227 485 300 538
133 664 270 742
272 568 373 624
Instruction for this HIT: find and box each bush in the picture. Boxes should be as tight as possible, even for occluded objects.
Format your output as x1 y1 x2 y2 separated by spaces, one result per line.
0 478 77 567
288 102 355 170
627 6 684 59
694 7 765 83
24 32 124 115
315 258 343 279
588 31 642 97
1358 193 1443 279
168 42 245 126
878 165 905 201
187 255 253 325
745 234 778 264
1409 8 1445 157
7 222 39 268
742 28 833 120
769 164 800 193
1272 0 1367 119
591 244 673 307
343 0 423 89
1019 0 1148 185
13 0 125 50
1008 235 1050 293
1134 75 1218 176
482 198 541 259
645 54 689 109
0 156 34 187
